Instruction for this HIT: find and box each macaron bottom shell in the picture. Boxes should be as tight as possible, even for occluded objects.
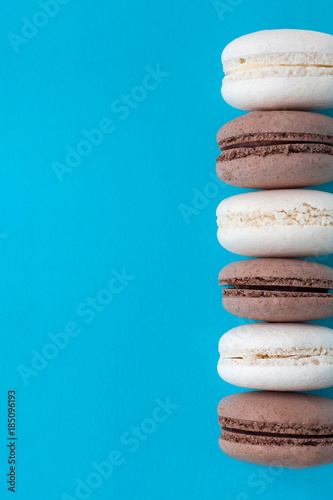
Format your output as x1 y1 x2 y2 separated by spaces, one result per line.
221 76 333 111
217 224 333 258
217 362 333 392
219 437 333 469
216 153 333 190
222 294 333 322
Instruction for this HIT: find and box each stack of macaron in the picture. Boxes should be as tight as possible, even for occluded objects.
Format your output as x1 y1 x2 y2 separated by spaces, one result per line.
215 29 333 469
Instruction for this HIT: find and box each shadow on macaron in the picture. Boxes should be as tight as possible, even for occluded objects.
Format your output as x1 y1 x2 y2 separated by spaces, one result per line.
219 258 333 322
218 391 333 469
216 111 333 189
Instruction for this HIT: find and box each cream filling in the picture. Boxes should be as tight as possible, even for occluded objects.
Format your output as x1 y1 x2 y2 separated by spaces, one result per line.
224 66 333 82
217 205 333 232
219 347 333 366
223 52 333 74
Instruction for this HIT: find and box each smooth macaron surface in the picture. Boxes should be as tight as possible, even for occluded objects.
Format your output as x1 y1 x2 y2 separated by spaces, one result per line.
216 111 333 189
216 189 333 258
219 258 333 322
221 29 333 111
218 322 333 391
218 391 333 468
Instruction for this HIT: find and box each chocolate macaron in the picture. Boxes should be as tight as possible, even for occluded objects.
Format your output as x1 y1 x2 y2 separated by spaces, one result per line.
216 111 333 189
218 391 333 469
219 258 333 322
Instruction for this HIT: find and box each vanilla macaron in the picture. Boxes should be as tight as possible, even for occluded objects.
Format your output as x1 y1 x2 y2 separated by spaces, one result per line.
218 323 333 391
221 29 333 110
217 189 333 258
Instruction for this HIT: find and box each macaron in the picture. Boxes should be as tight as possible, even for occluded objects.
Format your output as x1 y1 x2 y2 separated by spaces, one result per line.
216 189 333 258
221 29 333 111
219 258 333 322
216 111 333 189
218 391 333 469
218 322 333 391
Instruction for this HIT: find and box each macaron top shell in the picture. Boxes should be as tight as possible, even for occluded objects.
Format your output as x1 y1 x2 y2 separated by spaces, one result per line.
216 111 333 146
222 29 333 62
216 189 333 217
218 322 333 354
219 258 333 287
218 391 333 431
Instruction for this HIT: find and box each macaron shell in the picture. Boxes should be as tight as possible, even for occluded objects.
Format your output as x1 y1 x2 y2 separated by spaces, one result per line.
216 153 333 189
222 294 333 322
217 362 333 391
216 111 333 142
217 189 333 212
219 258 333 282
218 322 333 351
221 75 333 111
222 30 333 62
219 438 333 469
217 224 333 258
218 391 333 425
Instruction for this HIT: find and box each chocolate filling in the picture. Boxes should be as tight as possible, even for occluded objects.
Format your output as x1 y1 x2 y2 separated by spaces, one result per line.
221 280 333 298
217 143 333 162
223 289 332 298
220 427 333 446
219 416 333 435
219 418 333 447
219 277 333 288
217 132 333 162
220 139 333 151
221 426 333 440
232 285 330 293
223 285 333 296
218 132 333 150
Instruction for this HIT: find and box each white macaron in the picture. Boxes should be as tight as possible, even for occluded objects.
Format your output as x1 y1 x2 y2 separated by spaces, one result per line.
216 189 333 258
218 323 333 391
221 29 333 111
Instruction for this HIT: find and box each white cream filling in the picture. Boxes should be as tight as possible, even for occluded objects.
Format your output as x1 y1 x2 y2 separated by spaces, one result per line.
219 347 333 366
224 52 333 72
224 66 333 82
217 206 333 232
223 52 333 81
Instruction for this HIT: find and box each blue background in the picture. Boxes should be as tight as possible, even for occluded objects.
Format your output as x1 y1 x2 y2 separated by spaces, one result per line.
0 0 333 498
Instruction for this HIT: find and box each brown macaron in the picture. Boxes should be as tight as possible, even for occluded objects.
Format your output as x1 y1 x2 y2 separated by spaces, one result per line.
216 111 333 189
218 391 333 469
219 258 333 322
